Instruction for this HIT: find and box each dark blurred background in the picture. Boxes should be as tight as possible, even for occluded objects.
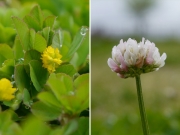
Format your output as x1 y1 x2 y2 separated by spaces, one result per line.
91 0 180 135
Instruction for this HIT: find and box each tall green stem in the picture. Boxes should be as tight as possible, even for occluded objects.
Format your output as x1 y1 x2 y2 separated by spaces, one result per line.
135 75 150 135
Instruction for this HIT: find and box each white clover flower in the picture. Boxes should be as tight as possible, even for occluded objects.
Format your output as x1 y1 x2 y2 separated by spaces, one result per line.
107 38 167 78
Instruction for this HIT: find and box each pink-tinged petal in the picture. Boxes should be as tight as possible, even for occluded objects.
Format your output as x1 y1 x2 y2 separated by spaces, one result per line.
107 58 120 72
117 73 125 78
145 53 154 64
119 54 128 71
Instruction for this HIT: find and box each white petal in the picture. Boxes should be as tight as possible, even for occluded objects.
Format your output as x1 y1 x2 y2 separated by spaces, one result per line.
159 53 167 67
107 58 120 72
161 53 167 61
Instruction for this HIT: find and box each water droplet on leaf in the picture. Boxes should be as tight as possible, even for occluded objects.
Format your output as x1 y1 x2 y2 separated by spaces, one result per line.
68 91 75 95
17 58 24 64
25 106 29 109
20 58 24 61
80 26 88 36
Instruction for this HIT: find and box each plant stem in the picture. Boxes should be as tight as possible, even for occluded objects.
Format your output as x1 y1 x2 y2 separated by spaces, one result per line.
135 75 150 135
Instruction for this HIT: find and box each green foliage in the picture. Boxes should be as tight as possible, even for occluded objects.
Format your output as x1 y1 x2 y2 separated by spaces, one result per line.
29 60 49 92
0 2 89 135
0 44 13 60
43 73 89 115
0 110 89 135
55 64 77 77
31 101 61 121
66 27 88 58
0 110 22 135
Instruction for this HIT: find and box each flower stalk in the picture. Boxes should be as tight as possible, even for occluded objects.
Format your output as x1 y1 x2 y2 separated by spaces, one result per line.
107 38 167 134
135 75 150 135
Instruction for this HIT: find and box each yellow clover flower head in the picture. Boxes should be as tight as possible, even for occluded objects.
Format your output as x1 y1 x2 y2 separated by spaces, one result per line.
0 78 16 101
41 46 63 73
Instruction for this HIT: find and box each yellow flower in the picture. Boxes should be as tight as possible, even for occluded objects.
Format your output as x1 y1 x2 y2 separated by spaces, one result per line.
0 78 16 101
41 46 62 73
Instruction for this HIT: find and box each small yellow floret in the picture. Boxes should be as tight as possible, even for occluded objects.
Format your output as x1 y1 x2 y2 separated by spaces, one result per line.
0 78 16 101
41 46 62 73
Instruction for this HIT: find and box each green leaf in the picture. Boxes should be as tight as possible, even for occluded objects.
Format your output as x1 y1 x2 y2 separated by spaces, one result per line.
31 101 61 121
74 73 89 88
49 128 64 135
12 17 30 51
0 54 6 66
29 5 44 28
33 33 47 52
56 12 79 35
24 15 41 31
14 64 31 92
52 30 71 57
78 60 89 74
55 64 77 77
65 26 89 59
29 60 49 92
46 73 73 99
22 116 51 135
60 74 89 114
71 117 89 135
49 30 54 46
0 110 22 135
60 85 89 114
47 73 89 114
62 31 72 49
38 91 61 108
0 59 14 79
56 73 74 92
63 120 78 135
29 29 36 49
13 36 24 60
52 29 63 50
52 30 72 60
42 27 50 45
0 24 16 44
23 88 32 107
70 29 89 69
0 44 13 59
60 45 69 60
60 31 72 60
43 16 56 29
77 117 89 135
24 50 41 65
74 80 89 112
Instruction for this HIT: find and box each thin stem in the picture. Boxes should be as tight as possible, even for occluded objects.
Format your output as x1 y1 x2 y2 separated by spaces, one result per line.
135 75 150 135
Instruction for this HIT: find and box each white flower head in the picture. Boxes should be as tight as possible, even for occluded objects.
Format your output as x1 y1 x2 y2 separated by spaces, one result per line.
107 38 167 78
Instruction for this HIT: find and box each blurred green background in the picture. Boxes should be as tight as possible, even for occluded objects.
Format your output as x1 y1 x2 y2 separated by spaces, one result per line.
91 0 180 135
0 0 89 46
